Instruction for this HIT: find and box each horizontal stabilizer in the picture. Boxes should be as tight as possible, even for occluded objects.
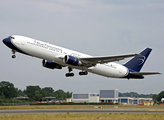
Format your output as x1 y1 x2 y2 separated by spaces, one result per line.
130 72 161 76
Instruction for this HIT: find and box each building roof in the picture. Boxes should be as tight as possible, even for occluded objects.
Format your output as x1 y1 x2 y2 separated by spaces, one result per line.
15 97 29 100
42 97 56 100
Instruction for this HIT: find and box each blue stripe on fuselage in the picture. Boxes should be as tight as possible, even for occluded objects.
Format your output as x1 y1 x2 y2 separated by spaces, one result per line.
122 68 144 79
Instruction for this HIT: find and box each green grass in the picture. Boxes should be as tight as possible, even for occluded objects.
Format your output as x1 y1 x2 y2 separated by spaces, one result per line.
0 113 164 120
0 105 164 120
0 105 164 110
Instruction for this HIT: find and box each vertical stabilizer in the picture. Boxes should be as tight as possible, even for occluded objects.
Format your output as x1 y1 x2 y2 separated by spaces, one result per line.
124 48 152 72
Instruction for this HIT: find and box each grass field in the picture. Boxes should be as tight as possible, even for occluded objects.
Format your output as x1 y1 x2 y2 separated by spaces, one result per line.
0 113 164 120
0 105 164 120
0 105 164 111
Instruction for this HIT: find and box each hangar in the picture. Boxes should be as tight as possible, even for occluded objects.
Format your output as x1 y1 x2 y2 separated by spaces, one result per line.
72 93 99 103
72 89 153 105
99 89 118 103
72 89 118 103
133 98 153 105
118 97 133 104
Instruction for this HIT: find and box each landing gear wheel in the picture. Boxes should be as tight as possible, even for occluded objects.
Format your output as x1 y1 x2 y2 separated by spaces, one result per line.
79 71 88 76
65 67 74 77
12 55 16 58
65 73 74 77
11 50 16 59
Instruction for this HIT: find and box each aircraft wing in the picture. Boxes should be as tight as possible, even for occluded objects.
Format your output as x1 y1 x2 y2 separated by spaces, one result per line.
80 53 140 66
130 72 161 76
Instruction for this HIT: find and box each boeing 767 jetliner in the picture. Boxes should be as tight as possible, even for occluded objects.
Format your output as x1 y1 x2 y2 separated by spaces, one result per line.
3 35 160 79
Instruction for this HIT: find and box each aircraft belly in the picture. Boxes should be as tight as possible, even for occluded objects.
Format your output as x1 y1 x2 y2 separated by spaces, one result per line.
88 64 127 78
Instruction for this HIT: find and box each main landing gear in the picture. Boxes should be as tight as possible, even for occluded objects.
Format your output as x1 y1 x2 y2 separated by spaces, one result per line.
65 67 88 77
79 71 88 75
65 73 74 77
65 67 74 77
12 50 16 59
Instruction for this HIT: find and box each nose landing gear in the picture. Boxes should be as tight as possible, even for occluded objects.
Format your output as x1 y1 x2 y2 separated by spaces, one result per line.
12 50 16 59
12 55 16 58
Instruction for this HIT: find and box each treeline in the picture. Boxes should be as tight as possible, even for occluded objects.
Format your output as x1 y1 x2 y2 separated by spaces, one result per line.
1 81 164 103
0 81 72 101
119 92 153 98
152 91 164 103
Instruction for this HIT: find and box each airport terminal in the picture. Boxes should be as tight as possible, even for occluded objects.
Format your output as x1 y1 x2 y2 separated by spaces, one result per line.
71 89 153 105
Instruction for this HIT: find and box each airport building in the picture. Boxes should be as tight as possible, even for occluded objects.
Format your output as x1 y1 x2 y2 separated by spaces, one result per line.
72 89 153 105
72 89 118 103
72 93 99 103
133 98 153 105
41 97 56 103
118 97 133 105
99 89 118 103
133 98 138 104
15 97 29 100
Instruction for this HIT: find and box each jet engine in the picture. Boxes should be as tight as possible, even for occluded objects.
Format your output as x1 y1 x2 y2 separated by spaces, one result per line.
64 55 82 66
42 60 62 69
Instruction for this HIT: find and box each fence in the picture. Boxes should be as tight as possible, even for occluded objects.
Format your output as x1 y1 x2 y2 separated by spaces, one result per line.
0 102 35 106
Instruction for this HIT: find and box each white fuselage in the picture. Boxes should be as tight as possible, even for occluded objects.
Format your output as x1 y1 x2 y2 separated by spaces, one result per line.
10 35 129 78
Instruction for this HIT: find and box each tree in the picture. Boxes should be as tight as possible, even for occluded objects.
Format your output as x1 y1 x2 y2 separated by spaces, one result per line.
35 90 42 101
152 94 158 102
66 91 72 98
53 89 72 100
16 88 26 97
0 81 17 98
41 87 54 97
26 85 41 100
118 92 153 98
54 89 65 100
157 91 164 102
0 92 5 99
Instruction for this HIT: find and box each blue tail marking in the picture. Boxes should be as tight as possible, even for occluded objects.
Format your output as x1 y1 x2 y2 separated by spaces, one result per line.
124 48 152 72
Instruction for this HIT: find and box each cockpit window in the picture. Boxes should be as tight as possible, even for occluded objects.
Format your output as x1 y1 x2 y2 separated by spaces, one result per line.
10 36 15 39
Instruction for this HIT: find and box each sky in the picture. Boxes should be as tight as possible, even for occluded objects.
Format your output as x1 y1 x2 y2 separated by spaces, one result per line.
0 0 163 94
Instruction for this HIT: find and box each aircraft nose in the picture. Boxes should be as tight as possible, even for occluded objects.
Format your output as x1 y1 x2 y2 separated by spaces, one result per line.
3 37 11 45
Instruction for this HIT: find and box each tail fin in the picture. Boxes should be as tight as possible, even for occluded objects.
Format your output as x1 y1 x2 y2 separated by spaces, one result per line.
124 48 152 72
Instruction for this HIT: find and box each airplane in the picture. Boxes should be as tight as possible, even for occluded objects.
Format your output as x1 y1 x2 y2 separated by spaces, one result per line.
2 35 161 79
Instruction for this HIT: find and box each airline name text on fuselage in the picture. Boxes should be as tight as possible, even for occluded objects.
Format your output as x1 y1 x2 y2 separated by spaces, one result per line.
27 40 62 53
27 40 81 58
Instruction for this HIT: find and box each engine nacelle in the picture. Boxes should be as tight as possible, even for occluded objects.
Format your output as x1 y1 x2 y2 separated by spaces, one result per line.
64 55 82 66
42 60 62 69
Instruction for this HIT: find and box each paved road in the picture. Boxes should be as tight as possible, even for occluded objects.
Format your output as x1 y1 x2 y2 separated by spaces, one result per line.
0 109 164 114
